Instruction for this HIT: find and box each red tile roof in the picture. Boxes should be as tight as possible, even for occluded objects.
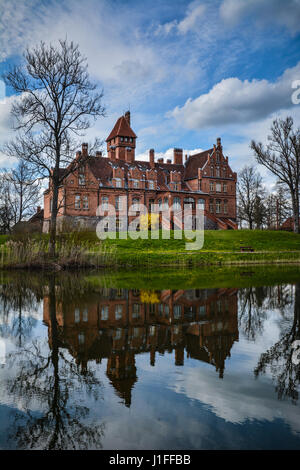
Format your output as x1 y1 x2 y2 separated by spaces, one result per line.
106 116 137 141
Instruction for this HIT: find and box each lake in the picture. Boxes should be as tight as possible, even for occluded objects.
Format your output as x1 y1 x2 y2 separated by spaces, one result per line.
0 266 300 450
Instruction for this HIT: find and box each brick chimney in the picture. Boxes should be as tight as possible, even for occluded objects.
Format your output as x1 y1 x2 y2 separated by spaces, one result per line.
174 148 183 165
149 149 155 168
82 143 88 157
37 206 41 213
216 137 222 149
95 151 102 158
125 110 130 126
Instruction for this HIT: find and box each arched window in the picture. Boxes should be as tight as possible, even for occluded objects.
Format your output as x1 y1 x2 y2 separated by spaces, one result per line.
173 197 181 210
184 197 195 209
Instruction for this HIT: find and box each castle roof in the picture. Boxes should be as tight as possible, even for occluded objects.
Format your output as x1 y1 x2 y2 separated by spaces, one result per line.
106 115 137 141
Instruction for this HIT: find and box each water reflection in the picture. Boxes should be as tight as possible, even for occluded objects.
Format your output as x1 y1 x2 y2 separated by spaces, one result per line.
0 273 300 449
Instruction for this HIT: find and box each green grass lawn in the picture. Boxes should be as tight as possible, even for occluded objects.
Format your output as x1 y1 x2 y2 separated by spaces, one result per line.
0 229 300 268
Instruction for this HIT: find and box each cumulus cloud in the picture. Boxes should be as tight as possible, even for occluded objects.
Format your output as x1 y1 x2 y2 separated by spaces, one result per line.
169 62 300 129
220 0 300 35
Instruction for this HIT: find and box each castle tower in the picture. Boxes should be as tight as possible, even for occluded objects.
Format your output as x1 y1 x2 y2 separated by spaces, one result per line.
106 111 137 162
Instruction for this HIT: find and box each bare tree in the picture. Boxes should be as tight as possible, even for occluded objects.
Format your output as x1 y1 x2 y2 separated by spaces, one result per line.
2 39 105 255
1 161 41 225
0 176 15 233
251 117 300 233
237 165 265 229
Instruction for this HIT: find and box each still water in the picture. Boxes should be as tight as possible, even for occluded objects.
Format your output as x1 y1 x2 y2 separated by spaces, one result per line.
0 268 300 450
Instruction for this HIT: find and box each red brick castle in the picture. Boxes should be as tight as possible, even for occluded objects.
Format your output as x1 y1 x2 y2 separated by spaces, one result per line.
43 111 237 232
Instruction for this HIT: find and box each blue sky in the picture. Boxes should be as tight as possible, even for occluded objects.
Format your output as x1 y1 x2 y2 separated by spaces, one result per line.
1 0 300 187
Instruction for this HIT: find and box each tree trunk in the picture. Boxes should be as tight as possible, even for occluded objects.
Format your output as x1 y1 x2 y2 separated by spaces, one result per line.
291 193 300 234
49 178 59 257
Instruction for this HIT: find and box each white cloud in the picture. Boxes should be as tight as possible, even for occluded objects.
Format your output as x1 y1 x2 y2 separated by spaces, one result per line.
155 1 206 35
169 62 300 129
136 147 203 162
220 0 300 35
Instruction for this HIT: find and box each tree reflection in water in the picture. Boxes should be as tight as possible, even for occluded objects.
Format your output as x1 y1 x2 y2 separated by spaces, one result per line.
254 284 300 403
5 278 104 450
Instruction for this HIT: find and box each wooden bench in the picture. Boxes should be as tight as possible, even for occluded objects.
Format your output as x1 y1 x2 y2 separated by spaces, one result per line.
240 246 255 252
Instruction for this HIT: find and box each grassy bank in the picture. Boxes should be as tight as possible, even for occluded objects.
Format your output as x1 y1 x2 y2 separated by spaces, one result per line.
0 229 299 269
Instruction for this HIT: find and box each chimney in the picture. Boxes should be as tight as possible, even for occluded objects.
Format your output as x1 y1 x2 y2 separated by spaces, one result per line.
149 149 155 168
173 148 183 165
167 159 172 163
185 154 188 162
217 137 222 149
157 158 164 163
37 206 41 213
125 110 130 126
82 143 88 157
95 151 102 158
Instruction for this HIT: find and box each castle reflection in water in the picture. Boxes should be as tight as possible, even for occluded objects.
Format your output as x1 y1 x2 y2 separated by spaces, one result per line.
43 287 238 407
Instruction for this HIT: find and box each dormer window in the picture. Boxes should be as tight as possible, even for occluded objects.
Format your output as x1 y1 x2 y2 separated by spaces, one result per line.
78 172 85 186
148 180 154 190
125 137 128 142
130 138 133 143
120 137 124 142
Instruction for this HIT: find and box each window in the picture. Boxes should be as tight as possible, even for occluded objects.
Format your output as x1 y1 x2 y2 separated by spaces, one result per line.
120 137 124 142
83 308 88 322
115 305 123 320
216 200 221 213
184 197 195 209
148 180 154 190
130 138 133 143
132 303 140 319
115 196 121 211
197 199 205 208
78 172 85 186
132 198 140 211
174 305 181 319
133 179 139 188
101 305 109 321
125 137 128 142
164 197 169 210
223 168 227 178
209 199 214 213
199 305 206 317
173 182 178 190
210 166 214 177
158 198 162 210
74 308 80 323
216 183 221 192
173 197 181 210
210 181 214 192
149 325 156 336
223 183 227 193
115 178 122 188
78 333 85 345
83 195 88 209
216 167 220 178
224 199 228 214
102 196 108 210
75 195 81 209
